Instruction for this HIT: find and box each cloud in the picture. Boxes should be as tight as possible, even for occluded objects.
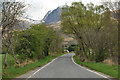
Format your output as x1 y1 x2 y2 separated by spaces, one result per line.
25 0 101 20
82 0 101 5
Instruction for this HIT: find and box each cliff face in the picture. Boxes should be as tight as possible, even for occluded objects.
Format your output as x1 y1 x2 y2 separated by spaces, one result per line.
43 7 62 24
43 7 77 45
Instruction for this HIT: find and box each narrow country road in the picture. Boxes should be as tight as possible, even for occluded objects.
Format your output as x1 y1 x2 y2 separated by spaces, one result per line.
19 53 109 80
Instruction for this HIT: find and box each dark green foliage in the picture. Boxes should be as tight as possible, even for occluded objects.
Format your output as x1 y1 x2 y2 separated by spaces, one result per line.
2 23 64 78
68 45 77 52
95 50 107 62
68 46 74 52
13 24 63 62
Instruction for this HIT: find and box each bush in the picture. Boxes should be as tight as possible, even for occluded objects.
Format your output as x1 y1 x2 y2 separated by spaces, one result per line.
13 24 63 62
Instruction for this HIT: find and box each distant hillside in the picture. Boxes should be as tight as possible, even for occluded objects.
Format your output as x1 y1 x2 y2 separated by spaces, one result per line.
43 7 62 24
16 16 42 30
47 21 78 45
25 16 41 24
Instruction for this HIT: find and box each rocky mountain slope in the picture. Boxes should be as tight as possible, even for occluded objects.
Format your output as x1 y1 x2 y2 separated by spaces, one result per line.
43 7 62 24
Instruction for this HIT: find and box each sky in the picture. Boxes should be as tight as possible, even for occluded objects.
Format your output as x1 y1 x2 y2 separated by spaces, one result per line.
25 0 101 20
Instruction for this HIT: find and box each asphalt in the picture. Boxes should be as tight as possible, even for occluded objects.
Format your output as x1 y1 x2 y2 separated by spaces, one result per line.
18 53 109 80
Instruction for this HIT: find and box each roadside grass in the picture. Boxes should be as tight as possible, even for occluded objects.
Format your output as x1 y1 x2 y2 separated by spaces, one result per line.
2 54 15 69
0 54 2 80
2 53 66 78
73 55 118 79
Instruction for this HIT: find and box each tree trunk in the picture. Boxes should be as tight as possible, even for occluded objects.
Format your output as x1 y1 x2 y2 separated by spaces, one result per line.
11 49 19 64
81 41 87 59
89 49 91 56
4 45 11 69
44 47 49 56
78 36 88 59
45 47 49 56
118 18 120 65
4 52 8 69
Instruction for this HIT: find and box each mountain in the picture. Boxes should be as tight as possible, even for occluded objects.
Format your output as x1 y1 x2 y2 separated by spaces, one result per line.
47 21 78 46
14 17 41 30
43 7 62 24
43 10 52 22
18 16 42 29
24 16 41 24
44 7 77 45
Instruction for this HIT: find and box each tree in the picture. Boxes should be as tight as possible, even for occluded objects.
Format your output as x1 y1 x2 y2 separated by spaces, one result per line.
61 2 118 63
1 1 26 68
61 2 88 61
102 0 120 64
43 28 56 56
13 24 63 64
49 30 63 54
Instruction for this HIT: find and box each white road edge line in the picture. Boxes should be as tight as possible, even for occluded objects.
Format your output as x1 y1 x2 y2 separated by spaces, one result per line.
26 57 58 80
26 53 111 80
71 55 111 80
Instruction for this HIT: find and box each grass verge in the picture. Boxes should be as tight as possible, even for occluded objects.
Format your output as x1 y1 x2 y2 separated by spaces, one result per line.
73 55 118 79
2 53 66 78
0 54 2 80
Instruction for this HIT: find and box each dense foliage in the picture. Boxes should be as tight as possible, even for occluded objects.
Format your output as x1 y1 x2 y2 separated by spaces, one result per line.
2 24 63 67
61 2 118 63
12 24 63 62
